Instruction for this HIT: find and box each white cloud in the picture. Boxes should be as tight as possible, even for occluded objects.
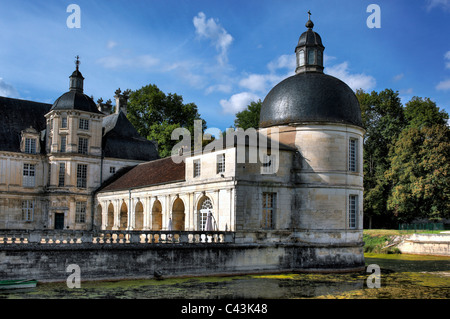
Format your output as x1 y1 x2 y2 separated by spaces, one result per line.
323 54 337 66
436 79 450 91
393 73 404 81
399 88 413 94
325 61 376 91
239 73 285 93
445 51 450 69
426 0 450 11
267 54 296 73
220 92 260 114
107 40 118 50
193 12 233 65
205 84 232 94
97 54 159 69
0 78 19 98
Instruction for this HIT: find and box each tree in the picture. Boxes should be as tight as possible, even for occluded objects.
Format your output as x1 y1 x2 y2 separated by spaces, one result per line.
356 89 406 228
404 96 448 129
386 124 450 222
234 100 262 130
126 84 206 158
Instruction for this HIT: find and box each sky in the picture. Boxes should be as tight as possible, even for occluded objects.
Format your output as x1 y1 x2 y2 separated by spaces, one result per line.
0 0 450 132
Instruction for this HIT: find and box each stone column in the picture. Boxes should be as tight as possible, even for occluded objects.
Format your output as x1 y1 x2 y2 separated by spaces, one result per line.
128 192 134 230
113 199 120 230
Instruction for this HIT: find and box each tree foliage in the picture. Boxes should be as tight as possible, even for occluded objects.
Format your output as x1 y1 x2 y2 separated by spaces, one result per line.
386 124 450 221
234 100 262 130
356 89 406 227
126 84 206 158
358 89 450 226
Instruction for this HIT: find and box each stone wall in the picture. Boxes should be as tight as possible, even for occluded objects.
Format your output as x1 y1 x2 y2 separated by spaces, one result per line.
0 232 364 282
397 234 450 256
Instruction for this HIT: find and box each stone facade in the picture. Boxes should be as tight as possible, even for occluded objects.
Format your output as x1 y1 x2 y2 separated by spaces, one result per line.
0 67 158 231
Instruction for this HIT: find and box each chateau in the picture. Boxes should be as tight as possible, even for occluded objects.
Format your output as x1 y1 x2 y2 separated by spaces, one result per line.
0 16 365 275
0 59 158 231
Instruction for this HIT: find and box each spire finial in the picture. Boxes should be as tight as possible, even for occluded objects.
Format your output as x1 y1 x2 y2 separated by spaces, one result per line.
305 11 314 29
75 55 80 71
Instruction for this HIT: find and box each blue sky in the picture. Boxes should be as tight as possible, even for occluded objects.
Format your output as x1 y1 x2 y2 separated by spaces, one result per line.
1 0 450 131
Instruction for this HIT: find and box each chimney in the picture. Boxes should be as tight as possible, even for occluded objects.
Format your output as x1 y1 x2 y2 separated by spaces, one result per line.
96 98 112 115
114 88 129 115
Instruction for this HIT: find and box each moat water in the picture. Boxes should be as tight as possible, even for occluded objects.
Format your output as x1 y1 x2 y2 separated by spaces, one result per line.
1 254 449 299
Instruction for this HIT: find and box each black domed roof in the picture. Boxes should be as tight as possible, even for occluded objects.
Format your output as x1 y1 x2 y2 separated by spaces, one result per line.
51 90 102 114
297 28 323 48
260 72 362 128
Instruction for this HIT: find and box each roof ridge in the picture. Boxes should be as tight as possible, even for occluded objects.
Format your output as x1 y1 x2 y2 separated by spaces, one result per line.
0 95 52 106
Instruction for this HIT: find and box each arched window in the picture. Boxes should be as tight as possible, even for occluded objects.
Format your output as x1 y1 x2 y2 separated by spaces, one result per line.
199 197 213 231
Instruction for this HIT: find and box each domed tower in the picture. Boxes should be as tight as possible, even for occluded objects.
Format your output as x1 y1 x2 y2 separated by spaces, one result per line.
44 56 105 230
259 14 365 270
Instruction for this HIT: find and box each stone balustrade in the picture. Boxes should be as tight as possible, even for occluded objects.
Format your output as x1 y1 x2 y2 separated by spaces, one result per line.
0 230 235 245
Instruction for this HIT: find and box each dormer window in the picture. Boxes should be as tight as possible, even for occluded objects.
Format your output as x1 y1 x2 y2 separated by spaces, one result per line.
21 127 40 154
24 138 36 154
79 118 89 130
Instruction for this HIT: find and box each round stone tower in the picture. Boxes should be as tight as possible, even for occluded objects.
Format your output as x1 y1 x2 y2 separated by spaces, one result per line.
259 14 365 271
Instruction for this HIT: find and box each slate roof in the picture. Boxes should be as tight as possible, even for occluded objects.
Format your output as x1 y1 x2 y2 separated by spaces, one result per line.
0 96 51 153
260 72 363 128
98 156 185 192
102 111 159 161
51 90 103 114
0 96 159 162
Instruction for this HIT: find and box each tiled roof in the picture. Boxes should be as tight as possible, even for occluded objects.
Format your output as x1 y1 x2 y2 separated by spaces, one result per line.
98 156 185 192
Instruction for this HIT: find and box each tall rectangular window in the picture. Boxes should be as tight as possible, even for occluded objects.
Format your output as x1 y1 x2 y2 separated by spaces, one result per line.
58 163 65 187
262 193 276 229
23 163 36 187
24 138 36 154
77 164 87 188
60 136 66 153
349 138 358 172
75 202 87 223
21 200 34 221
349 195 358 229
193 159 201 178
61 117 67 128
78 137 88 155
79 118 89 130
216 153 225 174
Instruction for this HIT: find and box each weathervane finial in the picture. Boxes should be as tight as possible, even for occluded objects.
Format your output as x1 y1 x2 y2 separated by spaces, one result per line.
75 55 80 71
308 10 311 20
